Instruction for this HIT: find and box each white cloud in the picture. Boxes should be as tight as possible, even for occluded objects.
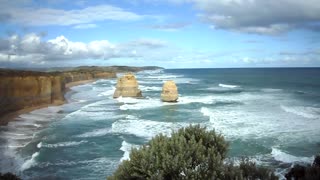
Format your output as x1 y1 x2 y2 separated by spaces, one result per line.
126 38 167 48
148 22 190 31
20 33 42 53
73 23 98 29
1 4 142 27
0 33 168 67
167 0 320 34
242 57 252 63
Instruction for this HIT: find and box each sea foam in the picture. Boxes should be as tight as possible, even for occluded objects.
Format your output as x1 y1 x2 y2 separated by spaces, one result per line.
219 83 239 88
76 128 112 138
119 96 216 111
21 152 39 171
139 85 162 91
271 148 313 164
37 141 88 148
120 141 140 162
281 105 320 119
112 118 189 139
98 87 116 97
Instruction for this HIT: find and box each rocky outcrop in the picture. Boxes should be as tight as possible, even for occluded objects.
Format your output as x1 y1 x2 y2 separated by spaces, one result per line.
161 81 178 102
113 73 142 98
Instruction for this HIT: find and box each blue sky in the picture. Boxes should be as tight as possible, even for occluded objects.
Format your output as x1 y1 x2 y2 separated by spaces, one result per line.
0 0 319 68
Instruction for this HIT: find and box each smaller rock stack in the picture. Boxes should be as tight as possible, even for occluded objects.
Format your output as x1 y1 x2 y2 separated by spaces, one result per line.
113 73 142 98
161 80 178 102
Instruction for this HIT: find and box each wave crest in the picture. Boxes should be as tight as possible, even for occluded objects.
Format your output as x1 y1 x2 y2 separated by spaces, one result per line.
271 148 313 163
21 152 39 171
219 83 239 88
120 141 140 162
38 141 88 148
281 105 320 119
76 128 111 138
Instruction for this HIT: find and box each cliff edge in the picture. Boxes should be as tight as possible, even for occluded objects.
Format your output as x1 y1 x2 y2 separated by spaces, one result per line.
0 66 162 125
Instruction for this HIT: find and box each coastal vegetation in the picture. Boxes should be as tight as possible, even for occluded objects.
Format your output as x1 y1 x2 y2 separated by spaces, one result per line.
0 172 21 180
285 155 320 180
108 125 278 180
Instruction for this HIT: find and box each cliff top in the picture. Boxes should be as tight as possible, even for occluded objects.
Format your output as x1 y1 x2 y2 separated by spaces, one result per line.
0 66 163 77
163 81 178 88
0 69 55 77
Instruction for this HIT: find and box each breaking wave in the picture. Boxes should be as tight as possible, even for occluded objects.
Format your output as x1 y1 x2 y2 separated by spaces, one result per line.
271 148 313 164
37 141 88 148
76 128 112 138
21 152 39 171
120 141 140 162
219 83 239 88
281 105 320 119
112 117 190 139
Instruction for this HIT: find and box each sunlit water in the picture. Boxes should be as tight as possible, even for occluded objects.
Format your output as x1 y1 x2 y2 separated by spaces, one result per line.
1 68 320 179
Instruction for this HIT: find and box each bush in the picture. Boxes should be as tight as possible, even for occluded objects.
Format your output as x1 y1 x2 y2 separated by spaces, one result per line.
285 155 320 180
108 125 277 180
223 159 278 180
0 172 21 180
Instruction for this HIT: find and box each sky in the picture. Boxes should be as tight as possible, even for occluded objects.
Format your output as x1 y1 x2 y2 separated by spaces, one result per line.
0 0 319 69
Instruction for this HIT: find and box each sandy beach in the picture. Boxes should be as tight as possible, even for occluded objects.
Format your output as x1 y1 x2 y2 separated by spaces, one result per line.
65 79 96 88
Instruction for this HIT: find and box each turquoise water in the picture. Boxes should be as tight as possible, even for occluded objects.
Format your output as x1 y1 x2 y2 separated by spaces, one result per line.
1 68 320 179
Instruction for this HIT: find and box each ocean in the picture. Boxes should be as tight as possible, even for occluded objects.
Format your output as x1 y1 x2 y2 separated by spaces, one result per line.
1 68 320 179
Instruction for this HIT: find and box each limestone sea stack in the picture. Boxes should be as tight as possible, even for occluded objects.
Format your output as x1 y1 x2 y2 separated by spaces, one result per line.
113 73 142 98
161 80 178 102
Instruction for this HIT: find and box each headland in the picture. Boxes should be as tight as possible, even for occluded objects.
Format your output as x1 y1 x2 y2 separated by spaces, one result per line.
0 66 163 125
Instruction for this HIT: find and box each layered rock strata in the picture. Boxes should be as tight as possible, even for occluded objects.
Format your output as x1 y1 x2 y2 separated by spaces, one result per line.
0 74 65 118
0 69 116 122
161 80 178 102
113 73 142 98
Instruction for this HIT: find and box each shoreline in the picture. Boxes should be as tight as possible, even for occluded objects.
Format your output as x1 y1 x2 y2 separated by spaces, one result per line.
65 79 96 88
0 79 98 126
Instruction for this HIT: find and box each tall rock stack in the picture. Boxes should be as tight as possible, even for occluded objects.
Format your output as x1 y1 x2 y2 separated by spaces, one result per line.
161 80 178 102
113 73 142 98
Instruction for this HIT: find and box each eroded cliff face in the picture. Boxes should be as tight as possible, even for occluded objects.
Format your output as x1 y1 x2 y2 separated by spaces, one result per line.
0 69 116 120
62 71 116 84
0 75 65 116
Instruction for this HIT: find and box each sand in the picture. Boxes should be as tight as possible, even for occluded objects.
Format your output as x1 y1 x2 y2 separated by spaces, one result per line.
65 79 96 88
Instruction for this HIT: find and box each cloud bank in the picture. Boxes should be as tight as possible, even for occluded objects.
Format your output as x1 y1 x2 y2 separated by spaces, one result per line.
2 0 319 35
0 3 142 28
0 33 167 67
173 0 320 34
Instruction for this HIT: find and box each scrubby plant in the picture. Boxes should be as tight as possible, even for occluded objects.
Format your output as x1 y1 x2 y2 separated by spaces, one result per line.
0 172 21 180
223 159 278 180
285 154 320 180
108 125 277 180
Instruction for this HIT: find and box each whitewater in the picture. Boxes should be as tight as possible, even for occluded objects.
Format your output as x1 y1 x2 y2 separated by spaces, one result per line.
0 68 319 179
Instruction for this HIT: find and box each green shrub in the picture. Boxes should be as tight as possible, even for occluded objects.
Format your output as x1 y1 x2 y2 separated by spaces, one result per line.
223 159 278 180
108 125 277 180
285 155 320 180
0 172 21 180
